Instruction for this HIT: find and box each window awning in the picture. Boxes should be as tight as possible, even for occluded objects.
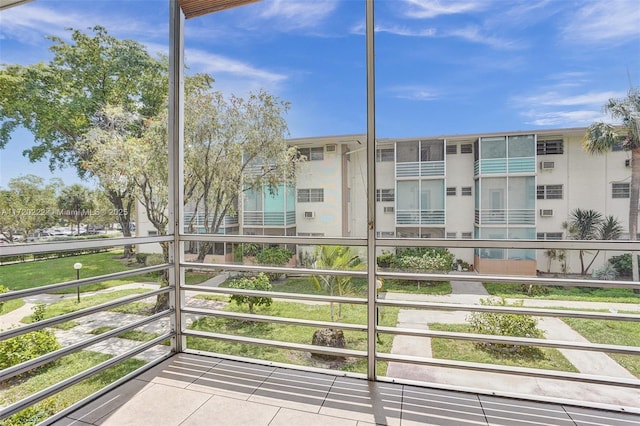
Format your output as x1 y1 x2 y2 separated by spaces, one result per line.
178 0 260 19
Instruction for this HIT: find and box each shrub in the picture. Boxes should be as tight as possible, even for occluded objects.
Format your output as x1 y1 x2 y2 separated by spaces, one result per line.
136 252 149 264
467 298 545 357
0 329 61 370
0 284 8 311
376 251 394 268
3 398 60 426
593 263 618 280
227 273 273 314
608 254 640 277
255 246 293 280
145 253 165 267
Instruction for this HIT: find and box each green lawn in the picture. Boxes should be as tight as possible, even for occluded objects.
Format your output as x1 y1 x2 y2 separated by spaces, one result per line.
188 297 399 375
561 317 640 378
245 276 451 297
484 282 640 303
0 298 25 315
0 351 145 425
0 250 156 292
429 323 578 372
89 326 161 342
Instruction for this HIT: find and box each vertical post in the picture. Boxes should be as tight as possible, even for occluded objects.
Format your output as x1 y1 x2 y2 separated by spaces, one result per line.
169 0 185 353
365 0 377 380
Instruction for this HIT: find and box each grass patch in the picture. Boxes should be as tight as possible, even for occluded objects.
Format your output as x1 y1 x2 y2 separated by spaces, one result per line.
20 289 151 323
0 250 158 292
109 301 156 315
484 282 640 303
0 351 145 425
89 326 161 342
188 299 399 375
252 276 451 296
54 321 79 330
185 270 219 285
429 323 578 372
0 298 25 315
561 318 640 378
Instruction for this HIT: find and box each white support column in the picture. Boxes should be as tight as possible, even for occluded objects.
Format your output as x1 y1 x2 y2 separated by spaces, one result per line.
366 0 377 380
168 0 185 353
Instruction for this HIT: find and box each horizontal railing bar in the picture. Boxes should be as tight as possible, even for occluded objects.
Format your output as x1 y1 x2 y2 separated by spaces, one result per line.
181 262 367 278
184 329 367 358
376 299 640 321
0 310 171 382
0 264 170 303
375 238 640 251
42 351 175 426
0 333 171 420
182 284 366 304
375 352 640 388
180 234 368 246
0 235 172 257
182 307 367 331
376 326 640 355
0 287 169 341
376 270 640 289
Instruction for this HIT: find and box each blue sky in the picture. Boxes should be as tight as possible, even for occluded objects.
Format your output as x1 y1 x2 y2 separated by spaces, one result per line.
1 0 639 187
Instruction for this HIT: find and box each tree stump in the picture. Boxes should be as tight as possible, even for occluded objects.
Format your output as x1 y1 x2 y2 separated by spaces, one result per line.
311 328 346 360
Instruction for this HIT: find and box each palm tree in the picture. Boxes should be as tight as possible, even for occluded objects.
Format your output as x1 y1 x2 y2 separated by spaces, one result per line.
583 87 640 282
311 245 363 322
563 209 623 275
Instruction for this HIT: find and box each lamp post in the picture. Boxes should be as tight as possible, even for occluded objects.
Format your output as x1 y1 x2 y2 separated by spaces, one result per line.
74 262 82 303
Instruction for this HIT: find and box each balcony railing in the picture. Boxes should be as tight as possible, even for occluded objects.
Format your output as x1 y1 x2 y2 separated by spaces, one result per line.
476 209 536 225
396 161 445 177
242 210 296 226
396 209 446 225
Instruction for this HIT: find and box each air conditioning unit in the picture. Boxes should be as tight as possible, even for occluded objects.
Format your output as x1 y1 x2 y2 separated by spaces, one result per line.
540 161 555 170
625 159 631 167
383 206 394 213
539 209 554 217
325 144 337 153
304 211 315 219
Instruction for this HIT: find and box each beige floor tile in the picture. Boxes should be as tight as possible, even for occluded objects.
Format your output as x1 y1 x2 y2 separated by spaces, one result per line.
180 395 279 426
401 386 486 426
187 359 274 400
135 353 219 388
269 408 358 426
97 383 210 426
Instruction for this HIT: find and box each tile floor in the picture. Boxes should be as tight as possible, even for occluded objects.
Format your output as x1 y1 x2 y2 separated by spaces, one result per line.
52 354 640 426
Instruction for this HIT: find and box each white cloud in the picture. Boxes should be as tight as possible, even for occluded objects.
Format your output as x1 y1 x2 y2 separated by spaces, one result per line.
563 0 640 45
258 0 338 31
401 0 485 19
185 48 287 86
387 85 440 101
447 25 520 50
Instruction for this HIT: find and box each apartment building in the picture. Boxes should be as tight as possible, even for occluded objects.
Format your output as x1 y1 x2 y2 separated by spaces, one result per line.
138 127 633 275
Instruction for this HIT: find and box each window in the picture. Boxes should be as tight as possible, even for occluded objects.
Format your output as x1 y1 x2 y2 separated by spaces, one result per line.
537 232 563 240
297 188 324 202
446 144 457 155
537 184 563 199
446 187 457 196
298 232 324 237
376 231 395 237
376 148 394 162
446 232 457 239
537 139 564 155
460 143 473 154
298 147 324 161
612 183 630 198
376 188 395 202
461 232 472 239
461 186 472 196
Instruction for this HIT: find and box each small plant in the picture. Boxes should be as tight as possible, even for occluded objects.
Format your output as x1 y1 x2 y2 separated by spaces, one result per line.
592 263 618 280
227 273 273 314
0 329 61 370
32 303 47 322
135 252 149 264
0 284 8 311
608 254 640 277
467 298 545 357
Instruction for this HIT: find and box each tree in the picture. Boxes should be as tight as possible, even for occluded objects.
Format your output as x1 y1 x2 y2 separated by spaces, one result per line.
563 209 622 275
583 87 640 282
227 273 273 314
183 80 300 262
0 175 61 241
57 184 95 235
311 246 363 322
0 26 165 249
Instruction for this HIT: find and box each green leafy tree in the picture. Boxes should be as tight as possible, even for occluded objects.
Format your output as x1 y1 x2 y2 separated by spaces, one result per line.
0 175 61 240
583 87 640 282
563 209 622 275
57 184 95 235
0 26 166 250
311 246 363 322
255 246 293 280
227 273 272 314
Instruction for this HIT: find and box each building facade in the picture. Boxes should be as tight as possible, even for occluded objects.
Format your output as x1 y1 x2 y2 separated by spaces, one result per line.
138 127 633 275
